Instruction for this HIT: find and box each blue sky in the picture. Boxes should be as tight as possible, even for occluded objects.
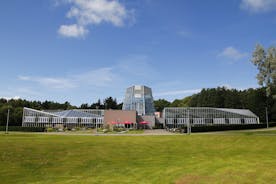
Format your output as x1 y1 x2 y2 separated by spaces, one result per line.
0 0 276 105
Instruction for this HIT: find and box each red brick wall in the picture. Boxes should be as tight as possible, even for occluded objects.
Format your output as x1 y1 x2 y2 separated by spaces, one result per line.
104 110 137 124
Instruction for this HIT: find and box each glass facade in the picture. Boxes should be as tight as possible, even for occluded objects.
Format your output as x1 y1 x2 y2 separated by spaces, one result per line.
122 85 155 115
22 107 104 128
163 107 259 128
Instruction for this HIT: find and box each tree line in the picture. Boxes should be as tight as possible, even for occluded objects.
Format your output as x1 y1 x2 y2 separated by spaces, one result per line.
0 97 121 126
1 86 275 126
154 86 276 122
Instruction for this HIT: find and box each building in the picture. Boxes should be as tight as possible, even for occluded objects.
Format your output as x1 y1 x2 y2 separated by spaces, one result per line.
22 107 104 128
154 112 162 118
22 108 138 129
121 85 157 128
104 110 137 128
163 107 259 128
122 85 155 115
21 85 260 130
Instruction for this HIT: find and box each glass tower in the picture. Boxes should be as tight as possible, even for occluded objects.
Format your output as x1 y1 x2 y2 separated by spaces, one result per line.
122 85 155 115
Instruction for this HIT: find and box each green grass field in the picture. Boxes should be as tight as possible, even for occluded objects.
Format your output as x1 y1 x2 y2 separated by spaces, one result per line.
0 131 276 184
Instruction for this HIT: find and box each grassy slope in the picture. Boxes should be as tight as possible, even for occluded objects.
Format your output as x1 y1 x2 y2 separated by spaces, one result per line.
0 133 276 184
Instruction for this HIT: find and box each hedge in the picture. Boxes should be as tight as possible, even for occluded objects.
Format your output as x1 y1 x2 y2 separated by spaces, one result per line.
186 122 276 133
0 126 45 132
1 123 276 133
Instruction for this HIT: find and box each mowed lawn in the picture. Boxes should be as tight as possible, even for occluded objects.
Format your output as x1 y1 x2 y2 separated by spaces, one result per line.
0 133 276 184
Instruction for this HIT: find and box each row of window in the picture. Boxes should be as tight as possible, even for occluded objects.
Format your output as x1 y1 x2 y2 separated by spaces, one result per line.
22 123 103 128
164 109 251 119
165 118 258 125
24 116 103 124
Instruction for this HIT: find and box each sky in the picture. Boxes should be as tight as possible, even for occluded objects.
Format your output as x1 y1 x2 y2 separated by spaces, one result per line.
0 0 276 105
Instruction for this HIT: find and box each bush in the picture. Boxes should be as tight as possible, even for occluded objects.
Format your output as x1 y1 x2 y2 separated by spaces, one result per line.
75 127 81 131
102 129 110 133
0 126 45 132
46 127 55 132
113 127 126 132
269 122 276 127
104 124 110 130
180 123 276 133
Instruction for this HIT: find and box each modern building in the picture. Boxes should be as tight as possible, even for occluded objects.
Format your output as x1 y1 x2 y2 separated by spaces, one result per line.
163 107 259 128
22 108 138 129
122 85 155 115
21 85 260 130
22 107 104 128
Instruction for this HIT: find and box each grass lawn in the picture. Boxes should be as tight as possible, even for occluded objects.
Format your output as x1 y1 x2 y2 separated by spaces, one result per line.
0 132 276 184
241 130 276 135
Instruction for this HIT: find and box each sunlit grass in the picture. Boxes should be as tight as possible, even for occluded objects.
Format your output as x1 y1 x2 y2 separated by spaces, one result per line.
0 132 276 183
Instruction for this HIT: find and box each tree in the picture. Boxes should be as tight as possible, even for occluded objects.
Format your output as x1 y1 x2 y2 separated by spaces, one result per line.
117 103 123 110
91 99 104 109
80 103 89 109
251 44 276 97
251 44 276 125
154 99 171 112
169 96 191 108
103 97 118 109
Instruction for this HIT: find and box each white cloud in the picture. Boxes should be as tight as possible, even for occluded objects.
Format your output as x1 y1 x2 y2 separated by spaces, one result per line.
16 57 157 104
74 67 117 87
15 56 161 102
16 88 42 96
38 77 76 89
219 84 233 89
155 89 201 97
57 0 134 38
18 67 117 90
18 76 76 89
241 0 276 12
0 87 42 102
218 46 248 61
58 24 88 38
18 75 30 80
1 96 21 100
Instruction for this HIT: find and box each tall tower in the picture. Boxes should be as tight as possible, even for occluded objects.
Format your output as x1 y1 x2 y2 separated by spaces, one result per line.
122 85 155 115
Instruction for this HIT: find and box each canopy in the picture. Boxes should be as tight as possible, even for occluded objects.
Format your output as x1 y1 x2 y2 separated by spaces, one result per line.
139 121 149 125
111 121 119 125
124 121 133 124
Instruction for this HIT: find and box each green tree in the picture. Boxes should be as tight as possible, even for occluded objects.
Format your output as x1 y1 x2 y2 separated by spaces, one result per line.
91 99 103 109
80 103 89 109
169 96 191 107
117 103 123 110
103 97 118 109
154 99 171 112
251 44 276 97
251 44 276 124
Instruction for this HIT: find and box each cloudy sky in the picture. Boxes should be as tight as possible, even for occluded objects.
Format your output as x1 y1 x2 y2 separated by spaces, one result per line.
0 0 276 105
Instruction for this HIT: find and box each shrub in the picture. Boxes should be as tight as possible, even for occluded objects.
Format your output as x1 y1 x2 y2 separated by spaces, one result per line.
46 127 55 132
75 127 81 131
113 127 125 132
103 129 110 133
180 123 276 133
0 126 45 132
